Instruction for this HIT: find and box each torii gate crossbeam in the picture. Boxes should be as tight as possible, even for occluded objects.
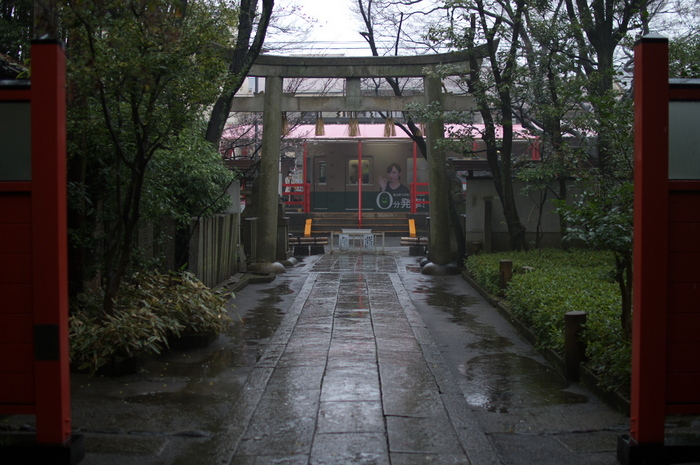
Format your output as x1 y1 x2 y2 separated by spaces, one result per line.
238 49 486 268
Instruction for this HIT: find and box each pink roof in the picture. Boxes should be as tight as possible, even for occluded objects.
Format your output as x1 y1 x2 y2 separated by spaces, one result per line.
222 123 535 141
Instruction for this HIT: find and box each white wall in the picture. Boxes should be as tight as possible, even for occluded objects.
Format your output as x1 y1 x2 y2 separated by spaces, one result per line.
463 179 575 251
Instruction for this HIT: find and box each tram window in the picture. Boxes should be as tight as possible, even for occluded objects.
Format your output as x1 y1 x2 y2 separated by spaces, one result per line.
318 161 327 184
348 160 370 184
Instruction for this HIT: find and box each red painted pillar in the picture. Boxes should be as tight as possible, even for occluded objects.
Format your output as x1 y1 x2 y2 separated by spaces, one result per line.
630 36 669 445
31 40 71 445
357 141 363 228
303 142 309 213
411 141 417 214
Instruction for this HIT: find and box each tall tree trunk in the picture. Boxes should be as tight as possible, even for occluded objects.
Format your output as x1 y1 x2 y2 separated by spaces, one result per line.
102 153 148 315
466 4 529 251
204 0 273 147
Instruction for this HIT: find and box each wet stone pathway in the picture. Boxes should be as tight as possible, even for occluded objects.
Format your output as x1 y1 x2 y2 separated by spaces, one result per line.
4 247 633 464
226 253 489 464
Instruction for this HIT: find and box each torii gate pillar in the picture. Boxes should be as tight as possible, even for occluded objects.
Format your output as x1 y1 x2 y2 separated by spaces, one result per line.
250 75 286 273
424 75 453 267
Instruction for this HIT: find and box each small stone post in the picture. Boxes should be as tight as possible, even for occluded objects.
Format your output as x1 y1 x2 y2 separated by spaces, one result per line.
565 311 587 382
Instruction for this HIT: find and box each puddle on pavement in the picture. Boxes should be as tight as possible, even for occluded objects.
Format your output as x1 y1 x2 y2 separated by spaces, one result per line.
413 283 513 350
413 283 482 310
153 346 247 378
229 282 294 344
461 353 588 412
125 389 236 406
128 282 294 406
233 306 284 344
259 283 295 296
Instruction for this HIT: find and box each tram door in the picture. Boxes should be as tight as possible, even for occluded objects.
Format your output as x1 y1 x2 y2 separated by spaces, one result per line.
346 157 372 210
313 157 329 210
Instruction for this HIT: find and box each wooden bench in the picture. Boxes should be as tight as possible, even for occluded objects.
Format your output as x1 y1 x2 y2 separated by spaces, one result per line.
400 236 428 246
290 236 328 245
401 219 427 246
290 221 328 255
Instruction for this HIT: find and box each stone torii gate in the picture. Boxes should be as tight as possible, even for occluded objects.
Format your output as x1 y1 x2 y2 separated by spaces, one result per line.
234 51 482 272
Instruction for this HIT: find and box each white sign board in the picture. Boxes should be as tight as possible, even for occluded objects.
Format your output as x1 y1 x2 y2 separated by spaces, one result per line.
363 234 374 250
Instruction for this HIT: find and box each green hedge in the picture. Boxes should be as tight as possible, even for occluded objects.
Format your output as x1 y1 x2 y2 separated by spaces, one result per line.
70 270 232 374
465 249 631 393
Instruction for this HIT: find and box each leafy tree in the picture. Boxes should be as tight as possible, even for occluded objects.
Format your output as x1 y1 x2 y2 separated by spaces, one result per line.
669 30 700 78
425 0 531 250
145 127 236 230
205 0 274 147
145 126 237 267
65 0 233 314
559 182 634 341
512 7 593 244
0 0 32 62
562 0 654 180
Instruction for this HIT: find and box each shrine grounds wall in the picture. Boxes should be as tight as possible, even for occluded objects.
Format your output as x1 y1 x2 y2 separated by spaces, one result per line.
464 179 578 251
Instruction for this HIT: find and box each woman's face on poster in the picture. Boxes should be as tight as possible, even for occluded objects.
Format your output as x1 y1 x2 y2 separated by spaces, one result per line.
388 166 400 181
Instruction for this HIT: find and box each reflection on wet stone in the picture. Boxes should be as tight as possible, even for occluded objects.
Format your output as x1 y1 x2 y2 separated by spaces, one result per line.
230 258 476 464
317 401 385 434
462 353 588 412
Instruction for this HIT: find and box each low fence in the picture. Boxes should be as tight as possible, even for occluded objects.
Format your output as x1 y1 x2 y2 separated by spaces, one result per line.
188 214 240 288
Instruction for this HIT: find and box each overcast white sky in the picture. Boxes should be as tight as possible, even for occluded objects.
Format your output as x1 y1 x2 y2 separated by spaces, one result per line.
285 0 372 56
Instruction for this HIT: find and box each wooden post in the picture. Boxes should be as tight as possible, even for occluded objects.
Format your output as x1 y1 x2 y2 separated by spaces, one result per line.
498 260 513 290
565 311 587 382
630 35 670 446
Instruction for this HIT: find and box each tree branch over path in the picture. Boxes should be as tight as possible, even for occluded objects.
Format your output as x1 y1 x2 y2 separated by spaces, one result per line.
205 0 274 147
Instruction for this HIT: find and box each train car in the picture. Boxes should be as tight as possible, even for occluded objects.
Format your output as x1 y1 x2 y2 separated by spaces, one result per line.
297 125 428 214
223 122 539 216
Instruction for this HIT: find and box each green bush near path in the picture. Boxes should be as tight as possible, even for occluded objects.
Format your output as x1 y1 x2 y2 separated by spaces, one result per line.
465 249 631 394
70 270 233 374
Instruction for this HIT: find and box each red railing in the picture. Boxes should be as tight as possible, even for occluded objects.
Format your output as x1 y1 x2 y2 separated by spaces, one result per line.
282 182 310 212
410 182 430 213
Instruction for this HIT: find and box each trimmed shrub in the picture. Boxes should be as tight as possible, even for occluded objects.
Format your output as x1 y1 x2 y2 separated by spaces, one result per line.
465 249 631 393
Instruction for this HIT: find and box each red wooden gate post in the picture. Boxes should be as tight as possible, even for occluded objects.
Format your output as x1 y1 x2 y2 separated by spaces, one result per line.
619 34 700 465
31 39 72 446
630 35 670 447
0 39 84 464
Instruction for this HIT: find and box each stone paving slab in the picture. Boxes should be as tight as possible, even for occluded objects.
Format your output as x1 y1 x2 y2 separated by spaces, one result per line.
224 265 476 464
3 248 644 464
